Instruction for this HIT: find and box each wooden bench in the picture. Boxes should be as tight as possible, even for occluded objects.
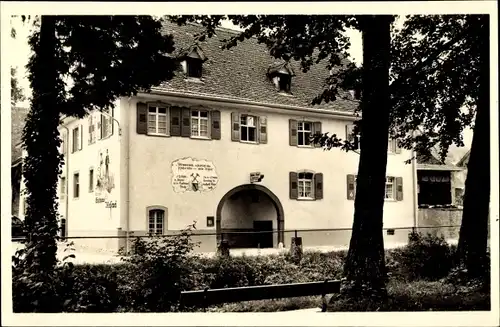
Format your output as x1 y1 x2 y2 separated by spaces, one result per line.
179 280 341 312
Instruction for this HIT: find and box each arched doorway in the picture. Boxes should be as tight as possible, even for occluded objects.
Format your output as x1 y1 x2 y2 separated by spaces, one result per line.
216 184 284 248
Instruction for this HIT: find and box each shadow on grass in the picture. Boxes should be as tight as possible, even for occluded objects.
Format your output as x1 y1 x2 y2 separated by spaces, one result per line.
327 280 490 312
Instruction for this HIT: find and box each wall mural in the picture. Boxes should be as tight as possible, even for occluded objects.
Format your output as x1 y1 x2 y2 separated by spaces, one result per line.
95 148 116 208
172 157 218 193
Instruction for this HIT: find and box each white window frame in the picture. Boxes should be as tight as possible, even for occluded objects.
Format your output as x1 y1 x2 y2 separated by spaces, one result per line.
298 171 315 200
385 177 396 200
73 172 80 199
191 109 210 139
147 105 169 136
353 175 396 201
298 121 313 147
88 115 96 144
240 114 258 143
100 108 114 139
148 209 165 235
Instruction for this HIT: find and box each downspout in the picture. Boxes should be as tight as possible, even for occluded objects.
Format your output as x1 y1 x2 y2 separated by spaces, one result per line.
411 130 419 231
61 124 70 238
125 98 131 255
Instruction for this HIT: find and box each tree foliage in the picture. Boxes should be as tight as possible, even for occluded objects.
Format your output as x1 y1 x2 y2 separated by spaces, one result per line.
16 16 180 311
11 67 25 106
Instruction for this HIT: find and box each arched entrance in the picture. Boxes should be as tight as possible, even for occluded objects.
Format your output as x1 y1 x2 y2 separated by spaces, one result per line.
216 184 284 248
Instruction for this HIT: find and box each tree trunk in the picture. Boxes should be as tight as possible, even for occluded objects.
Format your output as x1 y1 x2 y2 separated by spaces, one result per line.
457 17 490 278
343 15 393 295
22 15 61 273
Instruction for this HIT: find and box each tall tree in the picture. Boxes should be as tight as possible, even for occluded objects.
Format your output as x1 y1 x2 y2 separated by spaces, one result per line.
16 15 177 311
389 15 490 278
169 14 395 296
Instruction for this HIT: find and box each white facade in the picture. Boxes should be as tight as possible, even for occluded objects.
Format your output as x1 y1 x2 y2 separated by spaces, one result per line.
18 93 417 253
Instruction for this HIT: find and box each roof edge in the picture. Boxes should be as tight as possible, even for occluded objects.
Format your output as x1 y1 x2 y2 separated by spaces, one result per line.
146 88 359 119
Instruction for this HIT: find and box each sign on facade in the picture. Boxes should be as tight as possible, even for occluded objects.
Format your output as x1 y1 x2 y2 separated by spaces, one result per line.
171 157 218 193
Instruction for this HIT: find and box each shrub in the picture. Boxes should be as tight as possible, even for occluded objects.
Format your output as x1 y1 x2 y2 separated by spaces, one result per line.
397 232 454 281
119 224 199 312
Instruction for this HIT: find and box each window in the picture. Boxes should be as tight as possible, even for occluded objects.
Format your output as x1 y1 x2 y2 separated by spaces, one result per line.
148 209 164 235
61 133 67 155
73 173 80 199
240 114 257 142
187 58 203 78
298 172 314 199
298 121 313 146
290 119 322 148
101 108 113 139
191 110 209 138
385 177 395 200
60 177 66 199
289 171 323 200
72 127 80 153
346 175 402 201
388 138 400 153
89 168 94 192
88 115 96 144
278 74 291 92
148 105 168 135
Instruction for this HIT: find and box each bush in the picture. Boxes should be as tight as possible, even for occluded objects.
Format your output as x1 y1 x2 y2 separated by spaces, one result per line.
396 232 454 281
118 224 199 312
12 243 119 313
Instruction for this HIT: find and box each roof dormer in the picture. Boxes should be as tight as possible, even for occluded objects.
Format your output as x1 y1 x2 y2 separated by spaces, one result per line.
180 44 208 79
267 61 295 94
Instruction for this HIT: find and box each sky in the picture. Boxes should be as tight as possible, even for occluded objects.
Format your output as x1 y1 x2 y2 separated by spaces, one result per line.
9 16 471 157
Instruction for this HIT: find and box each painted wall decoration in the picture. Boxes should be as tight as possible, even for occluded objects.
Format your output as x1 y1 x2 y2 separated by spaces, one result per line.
95 148 116 205
172 157 218 193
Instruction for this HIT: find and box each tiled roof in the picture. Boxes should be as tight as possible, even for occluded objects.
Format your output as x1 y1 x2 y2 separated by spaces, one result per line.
156 21 358 113
11 107 28 164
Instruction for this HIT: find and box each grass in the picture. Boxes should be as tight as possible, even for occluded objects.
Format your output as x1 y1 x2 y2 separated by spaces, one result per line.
326 279 490 312
205 296 322 312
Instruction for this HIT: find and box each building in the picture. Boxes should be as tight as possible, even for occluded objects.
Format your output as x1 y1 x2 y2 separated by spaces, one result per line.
17 22 417 253
11 107 28 218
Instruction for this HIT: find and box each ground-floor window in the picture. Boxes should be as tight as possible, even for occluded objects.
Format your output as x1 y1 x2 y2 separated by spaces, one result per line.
148 207 166 235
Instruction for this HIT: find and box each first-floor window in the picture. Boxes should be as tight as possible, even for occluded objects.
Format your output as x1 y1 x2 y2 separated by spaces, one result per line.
191 110 209 138
240 114 257 142
148 209 164 235
89 168 94 192
148 105 168 135
385 177 395 200
298 121 312 146
72 127 80 153
298 172 314 199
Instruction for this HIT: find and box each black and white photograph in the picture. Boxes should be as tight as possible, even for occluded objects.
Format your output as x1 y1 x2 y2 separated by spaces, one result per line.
1 1 498 326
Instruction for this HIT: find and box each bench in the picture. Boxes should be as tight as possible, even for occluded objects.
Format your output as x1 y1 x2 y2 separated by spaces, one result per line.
179 280 341 312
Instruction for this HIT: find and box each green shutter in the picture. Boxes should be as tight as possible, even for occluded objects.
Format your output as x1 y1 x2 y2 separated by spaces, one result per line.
396 177 403 201
313 121 322 147
259 116 268 144
289 119 298 146
231 112 240 141
181 108 191 137
211 110 221 140
289 172 298 199
136 102 148 135
314 173 323 200
170 106 181 136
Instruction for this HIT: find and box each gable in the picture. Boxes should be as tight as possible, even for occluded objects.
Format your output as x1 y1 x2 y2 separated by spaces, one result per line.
157 21 357 112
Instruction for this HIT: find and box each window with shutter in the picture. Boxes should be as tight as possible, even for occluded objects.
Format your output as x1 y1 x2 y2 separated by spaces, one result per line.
297 121 313 147
191 109 210 138
170 106 181 136
181 108 191 137
240 114 258 142
346 124 359 150
396 177 403 201
147 105 169 136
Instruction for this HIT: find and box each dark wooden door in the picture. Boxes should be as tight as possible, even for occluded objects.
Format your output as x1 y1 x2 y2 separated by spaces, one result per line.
253 220 273 248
